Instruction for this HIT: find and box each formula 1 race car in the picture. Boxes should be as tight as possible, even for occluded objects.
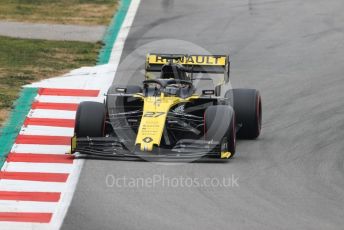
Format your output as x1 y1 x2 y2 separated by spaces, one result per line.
71 54 262 161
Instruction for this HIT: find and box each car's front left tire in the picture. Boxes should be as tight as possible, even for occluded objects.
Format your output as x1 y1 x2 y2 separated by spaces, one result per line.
75 101 106 137
225 88 262 139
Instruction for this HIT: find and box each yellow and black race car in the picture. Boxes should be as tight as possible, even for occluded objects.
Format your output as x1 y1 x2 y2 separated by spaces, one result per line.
71 54 262 161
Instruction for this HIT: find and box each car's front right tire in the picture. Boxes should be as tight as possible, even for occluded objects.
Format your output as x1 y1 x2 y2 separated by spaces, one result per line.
204 105 236 159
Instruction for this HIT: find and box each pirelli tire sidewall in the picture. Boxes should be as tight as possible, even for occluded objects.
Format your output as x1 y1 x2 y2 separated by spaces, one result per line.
225 88 262 139
204 105 236 157
75 101 106 138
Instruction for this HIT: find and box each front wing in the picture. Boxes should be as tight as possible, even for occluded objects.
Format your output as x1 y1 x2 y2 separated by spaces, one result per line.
70 136 230 161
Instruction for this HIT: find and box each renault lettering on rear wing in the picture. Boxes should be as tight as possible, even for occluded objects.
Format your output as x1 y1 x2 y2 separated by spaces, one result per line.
145 53 230 81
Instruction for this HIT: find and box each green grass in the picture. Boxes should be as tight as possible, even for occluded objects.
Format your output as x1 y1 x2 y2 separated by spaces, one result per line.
0 36 102 124
0 0 118 25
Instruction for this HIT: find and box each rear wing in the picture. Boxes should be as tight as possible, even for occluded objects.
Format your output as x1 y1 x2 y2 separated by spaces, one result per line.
145 53 230 82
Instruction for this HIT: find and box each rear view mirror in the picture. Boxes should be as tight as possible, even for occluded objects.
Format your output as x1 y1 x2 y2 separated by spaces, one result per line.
116 87 126 93
202 90 215 95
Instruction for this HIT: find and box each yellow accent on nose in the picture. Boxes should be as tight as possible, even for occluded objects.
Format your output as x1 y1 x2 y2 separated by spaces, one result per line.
135 94 200 152
70 135 77 154
221 151 231 159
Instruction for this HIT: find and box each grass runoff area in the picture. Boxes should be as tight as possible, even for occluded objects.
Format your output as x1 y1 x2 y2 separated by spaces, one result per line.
0 0 118 25
0 36 101 125
0 0 119 126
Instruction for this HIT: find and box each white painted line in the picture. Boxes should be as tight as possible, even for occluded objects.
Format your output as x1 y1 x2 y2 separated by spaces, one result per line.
53 1 142 229
0 222 51 230
0 180 66 193
29 109 76 119
109 0 141 65
11 144 70 155
3 162 73 174
20 126 74 137
0 200 57 212
36 95 104 104
28 64 116 90
0 1 141 229
51 157 84 230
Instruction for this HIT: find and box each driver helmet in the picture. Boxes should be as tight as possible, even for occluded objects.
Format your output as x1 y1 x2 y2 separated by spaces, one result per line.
160 63 190 81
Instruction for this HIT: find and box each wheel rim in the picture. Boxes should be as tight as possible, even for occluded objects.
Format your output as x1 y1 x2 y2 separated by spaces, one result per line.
221 137 228 152
256 94 262 135
233 115 236 149
221 115 236 157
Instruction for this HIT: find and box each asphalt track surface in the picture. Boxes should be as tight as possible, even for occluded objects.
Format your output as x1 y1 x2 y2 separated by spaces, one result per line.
62 0 344 229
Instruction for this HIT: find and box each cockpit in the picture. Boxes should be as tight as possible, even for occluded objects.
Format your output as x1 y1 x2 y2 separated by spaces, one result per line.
143 79 195 98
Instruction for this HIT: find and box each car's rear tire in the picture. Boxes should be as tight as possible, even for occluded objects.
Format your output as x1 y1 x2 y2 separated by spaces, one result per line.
75 101 106 137
204 105 236 159
225 88 262 139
